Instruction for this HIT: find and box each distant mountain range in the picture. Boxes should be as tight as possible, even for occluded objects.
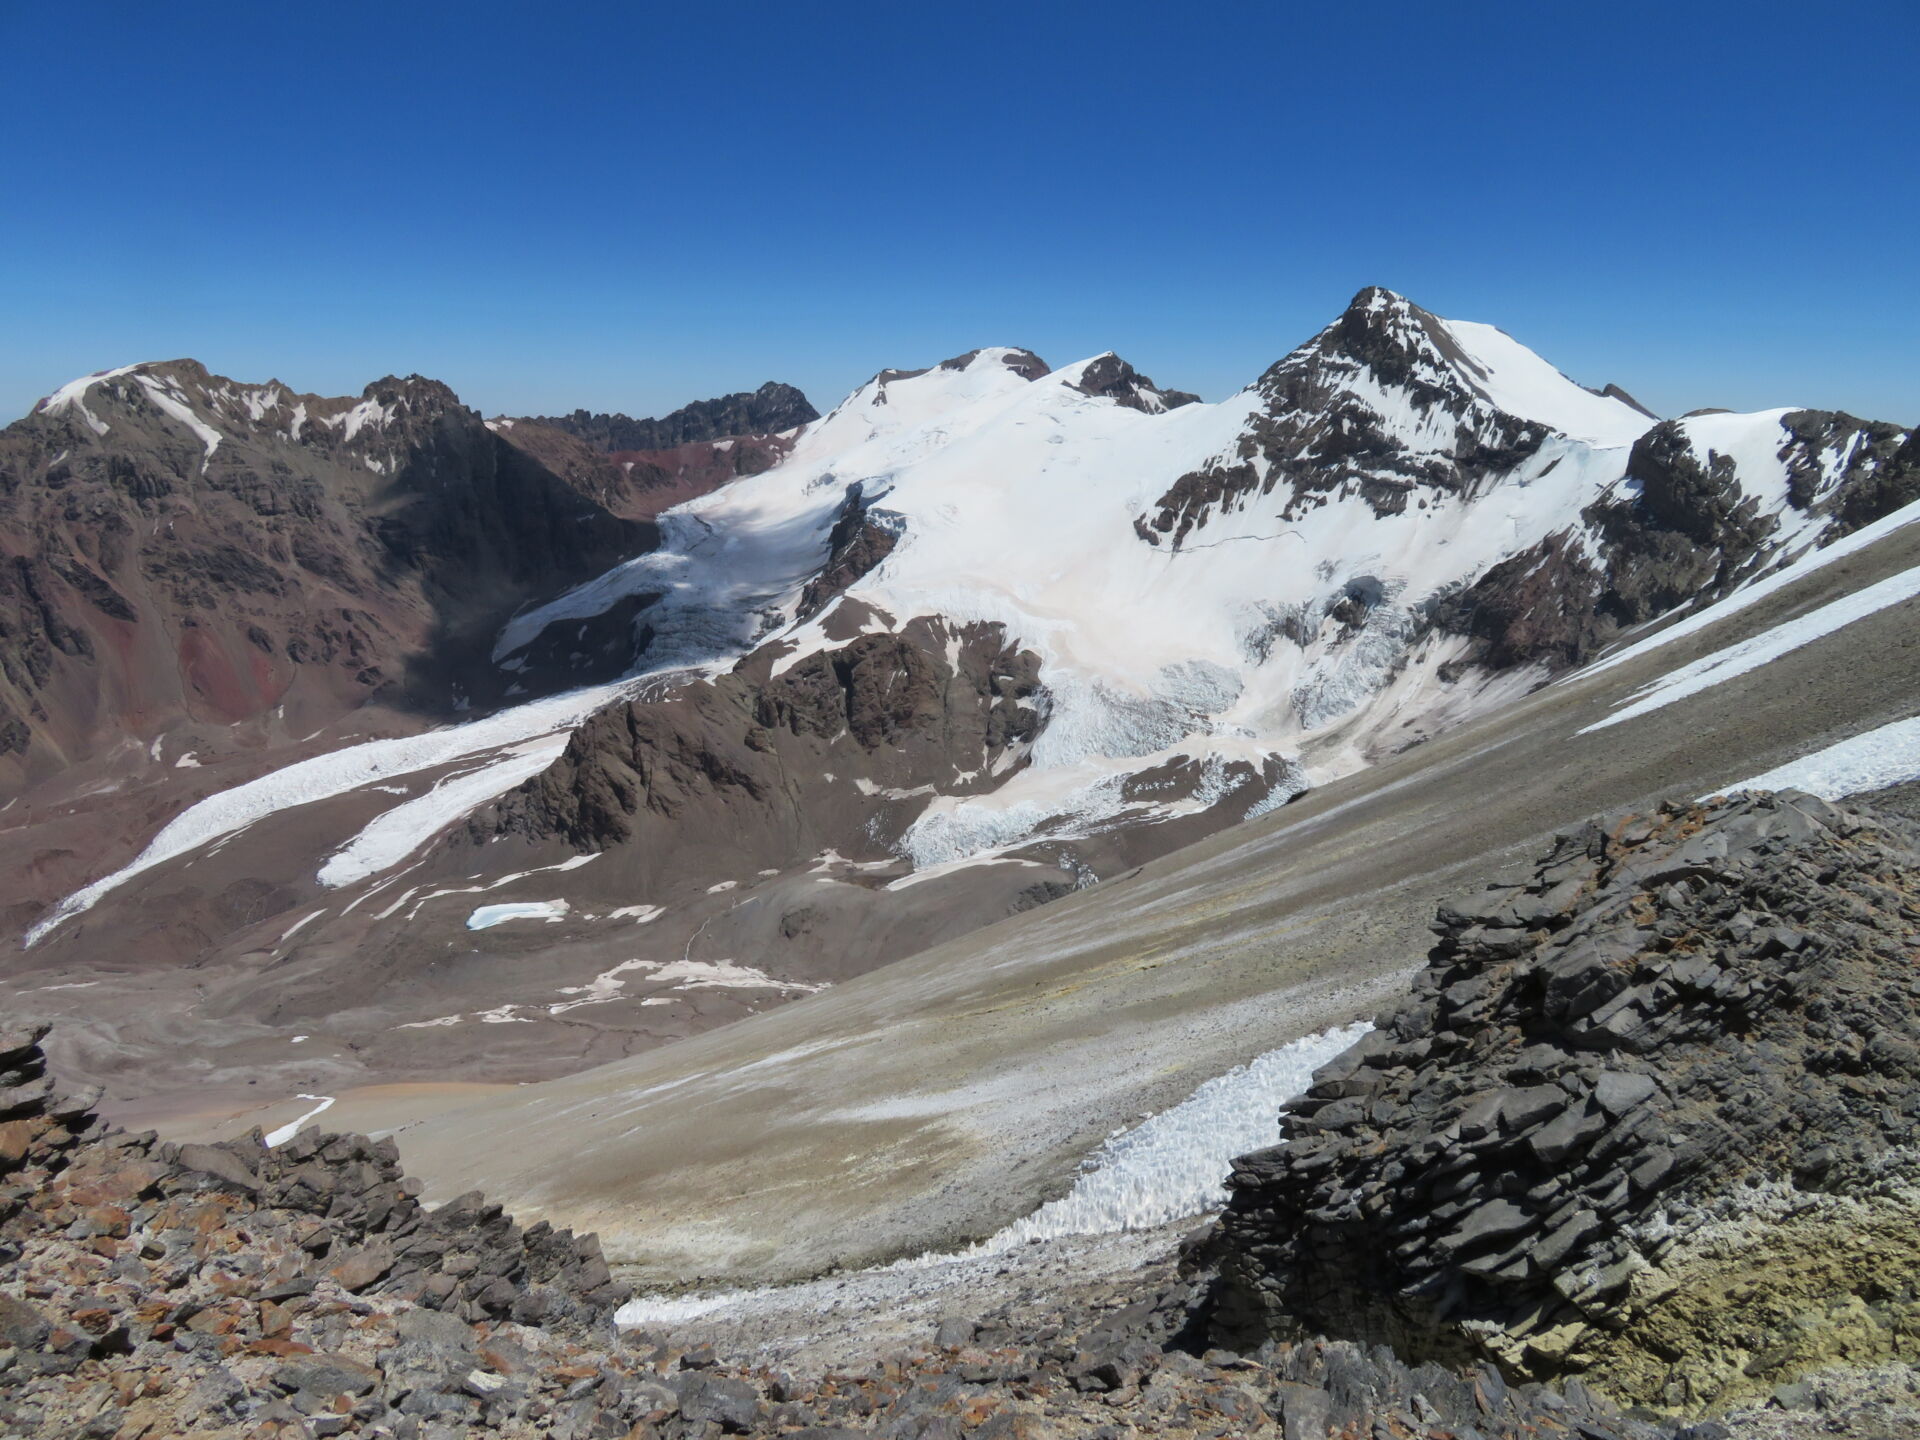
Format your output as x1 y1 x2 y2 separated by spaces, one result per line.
3 287 1915 1134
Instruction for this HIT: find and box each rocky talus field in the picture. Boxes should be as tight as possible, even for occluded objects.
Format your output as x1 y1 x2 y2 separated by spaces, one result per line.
5 792 1920 1439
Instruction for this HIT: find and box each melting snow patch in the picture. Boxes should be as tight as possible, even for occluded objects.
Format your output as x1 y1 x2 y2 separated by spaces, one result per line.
467 900 570 930
644 959 825 993
319 739 570 888
265 1095 336 1147
606 905 664 923
962 1020 1372 1251
1708 716 1920 802
28 679 640 945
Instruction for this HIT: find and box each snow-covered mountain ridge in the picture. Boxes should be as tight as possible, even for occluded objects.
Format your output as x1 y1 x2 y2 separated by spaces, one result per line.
9 288 1917 1112
484 288 1914 880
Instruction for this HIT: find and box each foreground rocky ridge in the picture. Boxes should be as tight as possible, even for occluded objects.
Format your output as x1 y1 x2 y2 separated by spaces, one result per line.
2 1015 1694 1439
1208 790 1920 1412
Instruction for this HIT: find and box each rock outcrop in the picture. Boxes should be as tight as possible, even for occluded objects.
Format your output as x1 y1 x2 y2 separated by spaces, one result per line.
1206 790 1920 1413
477 622 1045 860
523 381 817 453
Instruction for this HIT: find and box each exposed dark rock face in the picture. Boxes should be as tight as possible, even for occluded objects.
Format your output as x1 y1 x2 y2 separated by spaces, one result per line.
0 362 655 790
1206 790 1920 1411
1425 533 1612 671
1779 409 1920 537
1595 383 1658 419
1138 288 1557 547
795 482 905 620
476 624 1045 858
524 380 818 452
1430 405 1919 673
1069 353 1201 414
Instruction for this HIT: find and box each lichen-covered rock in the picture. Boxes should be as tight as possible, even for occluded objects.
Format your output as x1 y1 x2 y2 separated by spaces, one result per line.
1207 789 1920 1412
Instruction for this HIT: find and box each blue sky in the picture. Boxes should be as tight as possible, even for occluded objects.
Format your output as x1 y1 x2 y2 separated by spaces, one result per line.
2 2 1915 426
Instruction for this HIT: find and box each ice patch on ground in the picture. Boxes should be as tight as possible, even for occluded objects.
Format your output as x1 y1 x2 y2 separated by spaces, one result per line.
960 1020 1372 1251
319 739 570 888
27 680 642 945
616 1020 1369 1327
1710 716 1920 802
466 900 570 930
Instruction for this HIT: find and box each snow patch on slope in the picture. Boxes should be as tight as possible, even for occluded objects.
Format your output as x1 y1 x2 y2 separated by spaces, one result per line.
1582 562 1920 732
1439 319 1653 447
1711 716 1920 802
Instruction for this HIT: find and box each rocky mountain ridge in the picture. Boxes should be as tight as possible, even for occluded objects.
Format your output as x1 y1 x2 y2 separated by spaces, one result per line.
0 361 825 797
521 381 817 454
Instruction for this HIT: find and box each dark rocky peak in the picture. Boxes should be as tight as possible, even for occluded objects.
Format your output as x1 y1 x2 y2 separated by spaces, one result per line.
1069 353 1201 414
1269 285 1504 419
1139 288 1556 545
1778 408 1918 534
357 373 465 416
524 381 819 453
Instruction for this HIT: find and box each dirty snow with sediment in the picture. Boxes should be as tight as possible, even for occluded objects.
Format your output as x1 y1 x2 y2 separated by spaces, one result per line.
615 1020 1370 1327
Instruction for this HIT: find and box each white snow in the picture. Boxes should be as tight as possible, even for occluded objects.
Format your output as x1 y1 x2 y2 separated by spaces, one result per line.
276 909 327 945
1438 319 1654 447
37 361 146 436
606 905 665 923
641 958 825 993
28 679 639 945
549 958 655 1014
265 1094 336 1147
1582 562 1920 732
1709 715 1920 801
316 738 569 888
134 373 224 473
466 899 571 930
616 1020 1369 1327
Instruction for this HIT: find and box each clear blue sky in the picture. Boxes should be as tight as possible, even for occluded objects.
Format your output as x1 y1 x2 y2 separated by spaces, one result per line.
2 2 1915 427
